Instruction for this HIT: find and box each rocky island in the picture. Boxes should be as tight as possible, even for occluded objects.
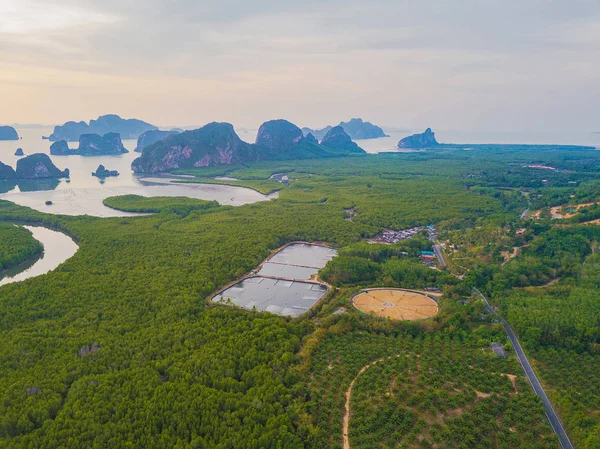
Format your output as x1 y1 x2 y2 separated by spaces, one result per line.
14 148 24 156
397 128 439 149
134 129 180 152
303 118 388 141
320 126 364 153
0 126 19 141
49 114 156 141
132 122 260 173
0 154 69 179
50 133 128 156
132 119 365 173
92 165 119 178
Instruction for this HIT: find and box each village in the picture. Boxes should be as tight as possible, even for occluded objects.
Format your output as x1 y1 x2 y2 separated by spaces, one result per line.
368 225 438 244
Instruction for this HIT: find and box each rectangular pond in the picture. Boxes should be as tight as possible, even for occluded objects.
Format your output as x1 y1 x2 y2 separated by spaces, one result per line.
258 243 337 280
212 276 328 317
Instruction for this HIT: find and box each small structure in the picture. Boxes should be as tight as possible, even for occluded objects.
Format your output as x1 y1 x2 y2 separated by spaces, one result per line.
490 342 507 358
421 250 436 261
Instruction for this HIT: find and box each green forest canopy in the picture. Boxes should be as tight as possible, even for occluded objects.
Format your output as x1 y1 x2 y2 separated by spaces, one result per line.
0 146 599 448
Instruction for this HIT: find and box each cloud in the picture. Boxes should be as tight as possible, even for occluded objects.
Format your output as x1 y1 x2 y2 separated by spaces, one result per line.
0 0 118 34
0 0 599 131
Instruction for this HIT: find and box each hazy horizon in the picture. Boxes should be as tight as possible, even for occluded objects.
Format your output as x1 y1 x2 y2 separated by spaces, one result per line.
1 0 599 132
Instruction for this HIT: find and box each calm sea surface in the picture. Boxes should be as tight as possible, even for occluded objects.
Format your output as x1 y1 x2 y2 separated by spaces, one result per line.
1 126 598 216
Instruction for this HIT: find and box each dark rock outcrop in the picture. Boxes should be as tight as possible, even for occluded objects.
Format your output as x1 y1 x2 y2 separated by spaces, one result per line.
15 154 69 179
135 129 180 153
0 126 19 141
397 128 439 149
303 118 388 141
26 387 41 396
92 165 119 178
132 119 366 173
14 148 24 156
320 126 364 154
0 161 16 179
50 140 71 155
78 133 128 155
49 114 156 141
78 343 100 357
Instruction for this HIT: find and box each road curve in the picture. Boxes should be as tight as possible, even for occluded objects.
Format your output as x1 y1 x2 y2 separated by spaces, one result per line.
473 288 574 449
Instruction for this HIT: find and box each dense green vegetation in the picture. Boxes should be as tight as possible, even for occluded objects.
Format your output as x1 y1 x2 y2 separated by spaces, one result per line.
2 145 600 448
0 223 43 272
320 240 457 289
350 344 554 448
532 349 600 449
303 330 556 449
103 195 221 215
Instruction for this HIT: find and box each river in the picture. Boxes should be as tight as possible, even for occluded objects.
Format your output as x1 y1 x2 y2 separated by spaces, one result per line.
0 226 78 286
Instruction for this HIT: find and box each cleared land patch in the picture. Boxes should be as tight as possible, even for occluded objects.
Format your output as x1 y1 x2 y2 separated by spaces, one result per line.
352 289 438 320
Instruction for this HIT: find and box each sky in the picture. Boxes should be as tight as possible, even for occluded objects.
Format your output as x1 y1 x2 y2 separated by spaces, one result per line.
0 0 599 132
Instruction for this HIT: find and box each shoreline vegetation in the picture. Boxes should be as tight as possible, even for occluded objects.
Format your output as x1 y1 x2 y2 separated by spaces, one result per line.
1 144 599 448
0 223 43 274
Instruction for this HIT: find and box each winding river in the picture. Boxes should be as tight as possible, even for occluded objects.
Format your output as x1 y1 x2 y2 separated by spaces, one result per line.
0 226 78 286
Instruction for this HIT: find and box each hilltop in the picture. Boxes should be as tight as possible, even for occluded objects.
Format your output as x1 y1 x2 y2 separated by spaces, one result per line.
132 119 364 173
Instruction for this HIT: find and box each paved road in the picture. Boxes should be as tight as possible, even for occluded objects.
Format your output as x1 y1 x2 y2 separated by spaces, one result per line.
433 244 446 267
473 288 574 449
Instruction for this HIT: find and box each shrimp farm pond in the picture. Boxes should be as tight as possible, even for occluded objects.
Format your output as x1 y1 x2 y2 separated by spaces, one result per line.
211 243 337 317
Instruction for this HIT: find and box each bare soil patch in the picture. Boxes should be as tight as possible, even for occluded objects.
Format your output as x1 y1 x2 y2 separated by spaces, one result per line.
353 289 438 321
